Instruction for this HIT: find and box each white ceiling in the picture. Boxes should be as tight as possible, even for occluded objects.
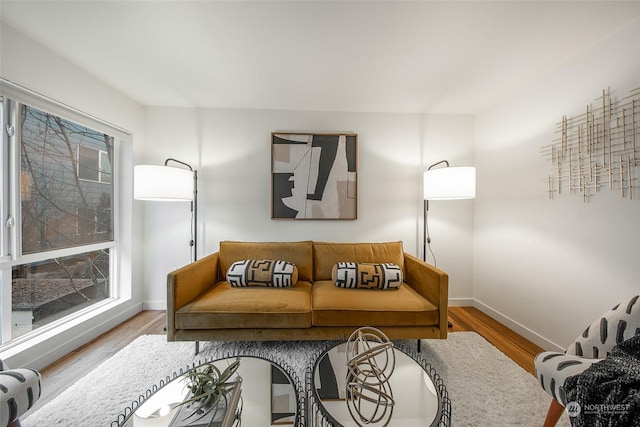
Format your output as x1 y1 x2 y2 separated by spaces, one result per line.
2 1 640 114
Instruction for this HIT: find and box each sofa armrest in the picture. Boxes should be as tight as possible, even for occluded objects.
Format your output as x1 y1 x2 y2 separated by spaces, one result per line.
167 252 220 340
403 253 449 338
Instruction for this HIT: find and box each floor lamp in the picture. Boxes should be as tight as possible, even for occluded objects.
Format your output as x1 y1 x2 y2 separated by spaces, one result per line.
134 158 198 345
423 160 475 329
423 160 476 266
134 158 198 262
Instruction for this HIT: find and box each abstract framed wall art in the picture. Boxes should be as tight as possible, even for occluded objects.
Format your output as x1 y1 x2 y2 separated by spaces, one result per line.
271 132 357 219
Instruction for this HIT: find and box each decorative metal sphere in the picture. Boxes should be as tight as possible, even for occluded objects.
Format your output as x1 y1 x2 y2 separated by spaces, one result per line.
345 327 396 426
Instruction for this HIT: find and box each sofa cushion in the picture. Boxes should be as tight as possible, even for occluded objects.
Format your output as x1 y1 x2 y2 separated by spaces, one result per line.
176 281 312 329
220 241 313 282
332 262 402 290
313 241 405 281
311 280 438 327
227 259 298 287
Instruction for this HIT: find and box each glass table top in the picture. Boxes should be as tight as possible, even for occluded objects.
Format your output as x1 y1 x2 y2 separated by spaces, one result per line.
115 356 300 427
310 341 449 427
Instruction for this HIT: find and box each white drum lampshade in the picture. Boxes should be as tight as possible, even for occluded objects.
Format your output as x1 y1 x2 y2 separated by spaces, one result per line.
423 166 476 200
134 165 194 201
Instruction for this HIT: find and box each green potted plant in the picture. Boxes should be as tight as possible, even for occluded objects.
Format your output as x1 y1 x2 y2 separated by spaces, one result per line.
179 358 242 426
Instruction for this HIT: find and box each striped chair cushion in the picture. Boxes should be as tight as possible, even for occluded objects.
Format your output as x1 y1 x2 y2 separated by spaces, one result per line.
567 295 640 358
535 294 640 407
534 351 600 406
0 359 42 426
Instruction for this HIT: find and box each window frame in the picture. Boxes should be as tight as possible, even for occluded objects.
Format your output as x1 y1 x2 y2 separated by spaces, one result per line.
77 144 112 184
0 99 8 262
0 79 130 348
99 149 112 183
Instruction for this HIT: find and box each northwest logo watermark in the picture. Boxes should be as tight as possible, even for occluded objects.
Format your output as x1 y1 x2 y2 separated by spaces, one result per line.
566 402 631 418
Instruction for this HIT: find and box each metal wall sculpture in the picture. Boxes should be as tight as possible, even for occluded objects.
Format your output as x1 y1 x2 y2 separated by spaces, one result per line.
542 87 640 201
271 132 357 219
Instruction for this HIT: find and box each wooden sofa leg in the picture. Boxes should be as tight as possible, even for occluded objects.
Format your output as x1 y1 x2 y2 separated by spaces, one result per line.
543 399 564 427
417 339 421 352
195 341 200 356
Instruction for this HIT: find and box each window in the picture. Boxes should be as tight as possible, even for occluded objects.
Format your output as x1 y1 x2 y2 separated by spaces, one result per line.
21 105 114 254
11 250 110 339
1 82 127 346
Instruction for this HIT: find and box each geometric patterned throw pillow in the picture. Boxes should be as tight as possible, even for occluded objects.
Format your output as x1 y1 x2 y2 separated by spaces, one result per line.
331 262 402 290
226 259 298 288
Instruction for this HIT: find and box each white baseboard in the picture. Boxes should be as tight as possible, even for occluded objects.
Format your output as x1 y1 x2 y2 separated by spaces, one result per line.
471 299 564 352
143 300 167 311
448 298 474 307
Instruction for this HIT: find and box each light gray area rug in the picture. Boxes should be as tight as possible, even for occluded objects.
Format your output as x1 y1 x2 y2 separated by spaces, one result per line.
23 332 571 426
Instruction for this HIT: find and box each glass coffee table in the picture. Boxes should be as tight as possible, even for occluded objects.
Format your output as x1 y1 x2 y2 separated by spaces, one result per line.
112 356 303 427
309 341 450 426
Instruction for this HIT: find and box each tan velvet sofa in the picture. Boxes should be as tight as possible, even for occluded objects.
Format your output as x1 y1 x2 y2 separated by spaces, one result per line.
167 241 448 343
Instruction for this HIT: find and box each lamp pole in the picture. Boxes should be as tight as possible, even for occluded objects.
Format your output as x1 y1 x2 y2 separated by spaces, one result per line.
164 158 198 261
423 160 449 266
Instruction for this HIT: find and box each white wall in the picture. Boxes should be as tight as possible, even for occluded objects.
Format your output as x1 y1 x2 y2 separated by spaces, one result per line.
0 22 145 368
142 109 475 308
474 18 640 350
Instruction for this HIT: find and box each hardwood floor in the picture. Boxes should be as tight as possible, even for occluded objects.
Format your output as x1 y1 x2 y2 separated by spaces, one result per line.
32 310 167 412
448 306 544 375
32 306 544 413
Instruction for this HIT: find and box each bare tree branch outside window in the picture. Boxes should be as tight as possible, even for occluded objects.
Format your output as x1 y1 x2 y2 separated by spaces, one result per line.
10 105 114 340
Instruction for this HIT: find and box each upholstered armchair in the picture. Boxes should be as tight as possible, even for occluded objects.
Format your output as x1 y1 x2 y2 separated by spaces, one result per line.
534 294 640 427
0 358 42 427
